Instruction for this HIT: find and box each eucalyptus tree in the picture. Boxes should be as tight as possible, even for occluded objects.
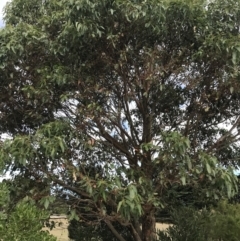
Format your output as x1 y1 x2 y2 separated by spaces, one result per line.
0 0 240 240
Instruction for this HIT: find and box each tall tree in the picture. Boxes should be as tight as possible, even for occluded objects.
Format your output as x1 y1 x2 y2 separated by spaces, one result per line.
0 0 240 240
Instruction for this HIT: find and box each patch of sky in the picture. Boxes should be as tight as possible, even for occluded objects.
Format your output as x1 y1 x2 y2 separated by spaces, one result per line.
0 0 9 27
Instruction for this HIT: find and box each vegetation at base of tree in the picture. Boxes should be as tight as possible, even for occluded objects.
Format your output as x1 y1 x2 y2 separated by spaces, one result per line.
0 0 240 240
158 201 240 241
155 183 220 223
157 207 210 241
207 201 240 241
68 219 134 241
69 200 240 241
0 183 56 241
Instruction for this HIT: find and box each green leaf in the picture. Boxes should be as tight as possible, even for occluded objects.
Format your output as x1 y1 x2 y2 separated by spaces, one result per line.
136 203 142 215
226 183 232 198
180 176 186 185
126 199 134 211
44 199 49 209
129 188 135 200
206 163 211 174
102 191 106 202
232 51 237 64
69 209 79 221
50 148 55 158
59 139 65 152
186 156 192 170
110 9 114 15
117 200 123 213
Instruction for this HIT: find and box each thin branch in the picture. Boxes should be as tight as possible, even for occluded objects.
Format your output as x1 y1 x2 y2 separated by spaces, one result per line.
207 117 240 153
50 176 90 198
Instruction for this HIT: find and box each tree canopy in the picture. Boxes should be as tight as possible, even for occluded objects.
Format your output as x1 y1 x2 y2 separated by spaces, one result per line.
0 0 240 240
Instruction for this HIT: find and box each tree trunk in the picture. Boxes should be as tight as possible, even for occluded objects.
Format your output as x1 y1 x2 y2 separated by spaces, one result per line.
142 207 156 241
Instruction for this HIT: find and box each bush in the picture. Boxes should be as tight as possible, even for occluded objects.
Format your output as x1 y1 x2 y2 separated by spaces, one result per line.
157 208 209 241
157 201 240 241
0 200 56 241
207 201 240 241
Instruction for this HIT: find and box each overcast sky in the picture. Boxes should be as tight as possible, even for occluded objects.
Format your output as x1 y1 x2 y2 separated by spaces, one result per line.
0 0 10 180
0 0 9 27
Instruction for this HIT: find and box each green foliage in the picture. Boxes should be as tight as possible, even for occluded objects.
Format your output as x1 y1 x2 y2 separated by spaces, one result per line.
0 182 56 241
157 208 209 241
207 201 240 241
157 201 240 241
0 0 240 240
0 182 10 220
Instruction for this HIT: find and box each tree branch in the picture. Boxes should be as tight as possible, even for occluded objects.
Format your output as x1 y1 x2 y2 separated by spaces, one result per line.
104 219 127 241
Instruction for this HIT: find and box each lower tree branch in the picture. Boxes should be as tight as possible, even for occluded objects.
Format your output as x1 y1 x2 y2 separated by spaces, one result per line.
104 219 127 241
130 223 142 241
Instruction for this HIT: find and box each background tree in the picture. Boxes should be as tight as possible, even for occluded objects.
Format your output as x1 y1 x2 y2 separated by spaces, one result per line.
0 0 240 241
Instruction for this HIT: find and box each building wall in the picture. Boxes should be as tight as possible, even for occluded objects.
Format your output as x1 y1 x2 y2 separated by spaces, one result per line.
44 216 70 241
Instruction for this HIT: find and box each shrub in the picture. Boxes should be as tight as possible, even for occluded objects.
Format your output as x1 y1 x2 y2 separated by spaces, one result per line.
157 207 209 241
157 201 240 241
0 200 56 241
208 201 240 241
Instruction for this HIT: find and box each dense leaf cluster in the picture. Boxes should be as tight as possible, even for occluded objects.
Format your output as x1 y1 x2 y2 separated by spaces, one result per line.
0 182 56 241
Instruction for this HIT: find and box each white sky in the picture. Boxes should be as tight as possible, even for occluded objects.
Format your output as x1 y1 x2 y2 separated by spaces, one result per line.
0 0 9 27
0 0 11 180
